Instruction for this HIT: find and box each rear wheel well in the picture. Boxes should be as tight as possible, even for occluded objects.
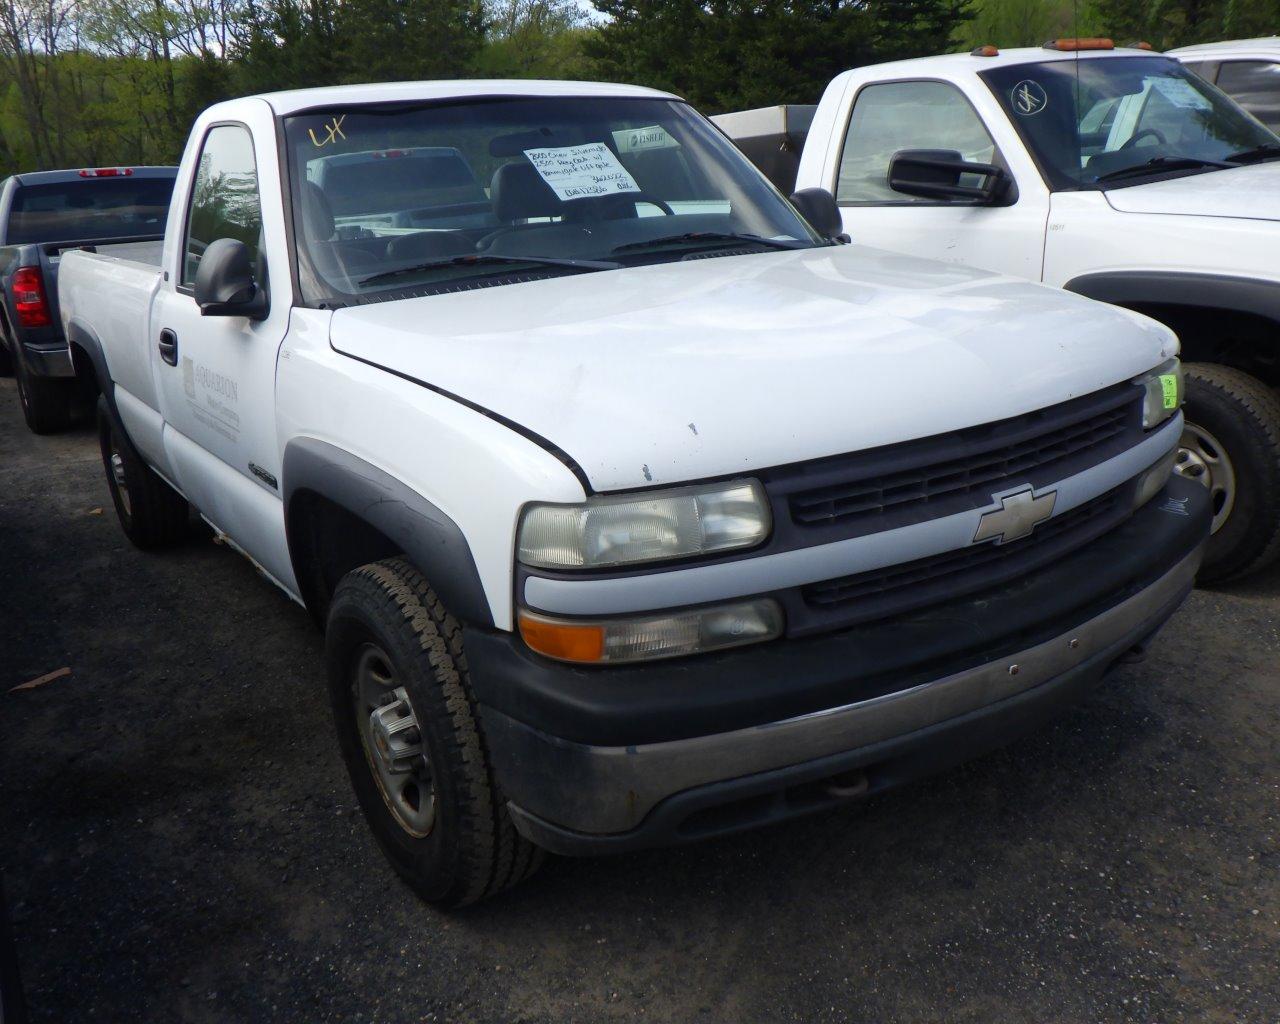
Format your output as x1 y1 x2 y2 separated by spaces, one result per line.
1124 303 1280 388
69 341 102 400
287 491 403 624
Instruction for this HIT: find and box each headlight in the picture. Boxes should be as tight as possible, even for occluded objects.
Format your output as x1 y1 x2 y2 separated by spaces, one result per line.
518 599 784 664
1140 357 1182 430
517 479 771 570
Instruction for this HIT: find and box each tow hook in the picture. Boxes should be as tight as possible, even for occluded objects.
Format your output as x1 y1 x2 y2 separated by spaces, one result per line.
823 769 870 800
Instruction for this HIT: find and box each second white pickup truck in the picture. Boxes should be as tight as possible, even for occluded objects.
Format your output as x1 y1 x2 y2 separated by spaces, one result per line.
719 41 1280 584
60 79 1208 906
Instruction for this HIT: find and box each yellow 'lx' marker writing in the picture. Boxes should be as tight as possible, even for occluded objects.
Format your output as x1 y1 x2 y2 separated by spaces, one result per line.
308 115 347 148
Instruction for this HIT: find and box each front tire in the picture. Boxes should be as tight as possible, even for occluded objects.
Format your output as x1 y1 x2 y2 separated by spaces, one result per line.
326 558 543 908
1178 363 1280 584
97 398 190 549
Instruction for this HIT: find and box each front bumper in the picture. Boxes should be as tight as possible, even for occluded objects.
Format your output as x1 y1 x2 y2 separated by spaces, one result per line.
471 476 1210 854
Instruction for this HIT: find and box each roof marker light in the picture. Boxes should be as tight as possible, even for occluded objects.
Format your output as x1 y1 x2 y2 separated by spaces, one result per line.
971 45 1000 57
1044 38 1115 51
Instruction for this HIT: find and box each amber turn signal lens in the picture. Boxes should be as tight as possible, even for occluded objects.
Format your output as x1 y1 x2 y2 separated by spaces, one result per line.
518 613 606 663
518 599 784 665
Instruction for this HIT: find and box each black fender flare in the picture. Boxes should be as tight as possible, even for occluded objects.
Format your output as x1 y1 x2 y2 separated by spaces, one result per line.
281 438 494 627
1064 271 1280 327
65 319 138 448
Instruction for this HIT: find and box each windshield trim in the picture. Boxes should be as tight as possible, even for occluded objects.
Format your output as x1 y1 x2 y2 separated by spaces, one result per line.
280 95 820 310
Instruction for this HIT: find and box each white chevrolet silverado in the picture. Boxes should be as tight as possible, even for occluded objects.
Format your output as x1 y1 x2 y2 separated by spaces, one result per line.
59 79 1209 906
720 41 1280 584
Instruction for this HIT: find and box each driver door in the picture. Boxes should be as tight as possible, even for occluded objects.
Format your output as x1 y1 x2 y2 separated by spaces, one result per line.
833 79 1050 281
151 120 297 590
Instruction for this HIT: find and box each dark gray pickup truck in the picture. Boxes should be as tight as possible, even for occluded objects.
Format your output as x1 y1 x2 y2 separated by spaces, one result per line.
0 166 176 433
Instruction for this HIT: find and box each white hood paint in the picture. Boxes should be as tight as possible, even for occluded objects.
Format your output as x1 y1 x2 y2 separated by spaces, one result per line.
330 246 1175 492
1104 162 1280 222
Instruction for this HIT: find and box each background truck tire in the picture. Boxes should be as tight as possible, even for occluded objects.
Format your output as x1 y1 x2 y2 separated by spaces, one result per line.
14 355 72 434
1179 363 1280 584
0 343 12 377
326 557 544 909
97 398 190 549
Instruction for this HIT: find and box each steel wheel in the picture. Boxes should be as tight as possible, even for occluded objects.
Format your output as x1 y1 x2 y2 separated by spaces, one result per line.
1175 420 1237 534
352 643 436 838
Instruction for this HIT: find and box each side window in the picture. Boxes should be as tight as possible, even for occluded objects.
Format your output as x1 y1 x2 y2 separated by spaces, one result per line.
182 124 262 287
837 81 997 204
1215 61 1280 131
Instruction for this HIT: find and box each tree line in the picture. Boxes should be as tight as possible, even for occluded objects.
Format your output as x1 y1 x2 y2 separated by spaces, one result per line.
1 0 1277 176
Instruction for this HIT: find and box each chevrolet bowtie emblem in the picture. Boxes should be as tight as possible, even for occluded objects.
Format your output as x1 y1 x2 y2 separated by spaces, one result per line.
973 486 1057 545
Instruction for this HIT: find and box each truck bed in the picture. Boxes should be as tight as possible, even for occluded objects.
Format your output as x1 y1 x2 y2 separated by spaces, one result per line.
83 239 163 268
710 105 816 193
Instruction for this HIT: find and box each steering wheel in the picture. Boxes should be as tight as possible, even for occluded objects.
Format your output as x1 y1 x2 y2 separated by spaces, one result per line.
1121 127 1168 149
597 191 674 216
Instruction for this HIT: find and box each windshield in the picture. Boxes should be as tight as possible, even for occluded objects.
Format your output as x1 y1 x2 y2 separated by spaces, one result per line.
980 56 1280 189
6 177 174 244
283 96 820 305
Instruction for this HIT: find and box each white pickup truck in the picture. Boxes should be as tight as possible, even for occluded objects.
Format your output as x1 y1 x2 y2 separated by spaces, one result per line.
59 79 1209 906
719 41 1280 584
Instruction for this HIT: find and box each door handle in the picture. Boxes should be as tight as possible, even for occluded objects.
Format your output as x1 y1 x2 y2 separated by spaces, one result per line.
158 328 178 366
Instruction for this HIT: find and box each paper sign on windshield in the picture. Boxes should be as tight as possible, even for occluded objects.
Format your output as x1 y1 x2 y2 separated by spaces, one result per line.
524 143 641 201
1150 78 1212 110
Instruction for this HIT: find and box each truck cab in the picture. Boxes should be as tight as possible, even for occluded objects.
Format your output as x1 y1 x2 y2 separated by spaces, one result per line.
781 43 1280 584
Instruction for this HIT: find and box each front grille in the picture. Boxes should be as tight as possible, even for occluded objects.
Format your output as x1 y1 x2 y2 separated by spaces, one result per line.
772 382 1142 538
789 485 1131 635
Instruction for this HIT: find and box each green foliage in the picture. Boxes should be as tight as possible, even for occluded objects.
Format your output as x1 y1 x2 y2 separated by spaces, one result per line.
1088 0 1280 49
959 0 1092 48
962 0 1279 51
0 0 1270 178
587 0 866 112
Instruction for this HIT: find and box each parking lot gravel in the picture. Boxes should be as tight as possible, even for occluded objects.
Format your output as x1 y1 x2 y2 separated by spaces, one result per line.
1 376 1277 1024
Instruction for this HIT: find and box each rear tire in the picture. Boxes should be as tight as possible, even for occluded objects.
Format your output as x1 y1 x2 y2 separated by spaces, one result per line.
326 557 544 908
1178 363 1280 584
15 354 73 434
97 398 189 549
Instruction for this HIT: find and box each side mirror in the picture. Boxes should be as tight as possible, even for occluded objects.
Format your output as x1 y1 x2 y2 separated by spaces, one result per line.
789 187 850 243
887 149 1013 204
194 238 268 320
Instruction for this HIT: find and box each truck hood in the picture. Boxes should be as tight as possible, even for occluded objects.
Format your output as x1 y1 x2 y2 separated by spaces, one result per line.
329 246 1175 492
1104 161 1280 222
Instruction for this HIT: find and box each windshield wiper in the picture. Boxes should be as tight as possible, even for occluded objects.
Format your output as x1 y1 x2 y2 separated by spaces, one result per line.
610 231 807 255
358 252 619 287
1226 143 1280 164
1094 156 1233 183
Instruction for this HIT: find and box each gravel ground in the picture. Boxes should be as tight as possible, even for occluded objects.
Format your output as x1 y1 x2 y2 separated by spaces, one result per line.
0 376 1277 1024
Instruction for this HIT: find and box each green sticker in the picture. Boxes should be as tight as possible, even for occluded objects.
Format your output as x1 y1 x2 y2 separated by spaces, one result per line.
1160 374 1179 410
